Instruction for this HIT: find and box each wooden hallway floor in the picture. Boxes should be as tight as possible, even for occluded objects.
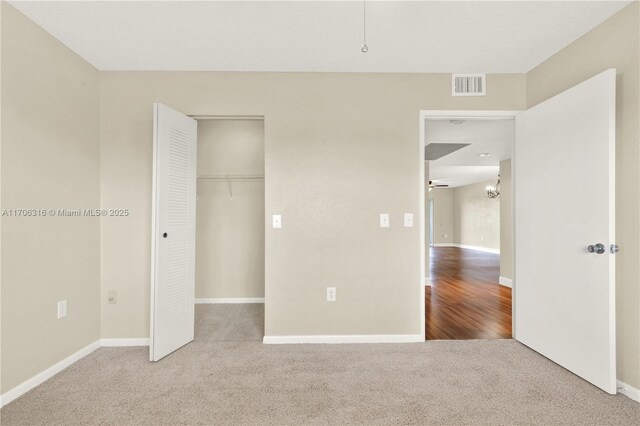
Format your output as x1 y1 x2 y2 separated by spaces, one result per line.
426 246 512 340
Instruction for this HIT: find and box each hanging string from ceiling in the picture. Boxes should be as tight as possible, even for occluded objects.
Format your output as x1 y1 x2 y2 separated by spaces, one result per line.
361 0 368 53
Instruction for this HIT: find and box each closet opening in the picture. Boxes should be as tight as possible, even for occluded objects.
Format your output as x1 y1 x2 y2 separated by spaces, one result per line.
194 116 265 343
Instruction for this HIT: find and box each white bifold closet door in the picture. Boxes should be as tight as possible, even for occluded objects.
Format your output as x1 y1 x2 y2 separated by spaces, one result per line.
150 103 197 362
514 69 616 393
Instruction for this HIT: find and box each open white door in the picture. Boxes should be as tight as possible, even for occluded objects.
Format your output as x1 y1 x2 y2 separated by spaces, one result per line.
515 69 616 393
150 103 197 362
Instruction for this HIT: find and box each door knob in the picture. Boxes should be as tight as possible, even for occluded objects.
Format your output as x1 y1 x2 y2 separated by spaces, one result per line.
163 232 168 238
587 243 606 254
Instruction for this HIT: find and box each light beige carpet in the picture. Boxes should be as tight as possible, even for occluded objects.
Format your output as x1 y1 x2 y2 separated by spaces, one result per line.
1 305 638 425
195 303 264 342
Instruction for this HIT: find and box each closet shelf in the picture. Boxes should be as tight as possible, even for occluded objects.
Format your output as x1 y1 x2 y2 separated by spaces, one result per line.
197 173 264 180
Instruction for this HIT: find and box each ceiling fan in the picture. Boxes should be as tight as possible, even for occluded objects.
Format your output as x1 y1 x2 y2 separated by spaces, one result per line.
429 180 449 189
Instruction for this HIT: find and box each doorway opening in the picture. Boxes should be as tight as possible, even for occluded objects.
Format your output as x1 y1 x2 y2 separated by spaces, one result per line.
419 72 616 393
194 117 265 343
150 106 265 362
420 111 517 341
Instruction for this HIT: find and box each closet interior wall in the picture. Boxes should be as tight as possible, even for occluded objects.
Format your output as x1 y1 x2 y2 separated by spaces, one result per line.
195 119 265 300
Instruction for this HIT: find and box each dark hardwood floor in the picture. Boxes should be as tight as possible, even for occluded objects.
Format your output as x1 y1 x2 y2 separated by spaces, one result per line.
426 246 512 340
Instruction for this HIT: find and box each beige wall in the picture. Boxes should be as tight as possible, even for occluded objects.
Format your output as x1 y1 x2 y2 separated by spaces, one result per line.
526 2 639 388
428 188 454 245
452 180 500 251
429 178 503 253
1 3 100 394
99 72 525 338
499 160 512 279
195 119 265 298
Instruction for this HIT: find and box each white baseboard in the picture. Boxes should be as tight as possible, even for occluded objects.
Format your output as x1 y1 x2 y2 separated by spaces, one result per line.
452 243 500 254
618 380 640 402
100 338 149 347
499 276 513 288
195 297 265 304
0 340 101 408
425 276 432 286
432 243 454 247
263 334 423 344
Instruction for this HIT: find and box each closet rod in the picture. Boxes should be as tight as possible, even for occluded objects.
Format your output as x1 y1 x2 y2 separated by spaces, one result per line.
189 115 264 121
197 173 264 180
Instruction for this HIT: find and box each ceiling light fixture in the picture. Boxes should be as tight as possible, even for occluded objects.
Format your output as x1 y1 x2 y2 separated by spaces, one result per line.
486 175 501 199
361 0 368 53
477 153 491 157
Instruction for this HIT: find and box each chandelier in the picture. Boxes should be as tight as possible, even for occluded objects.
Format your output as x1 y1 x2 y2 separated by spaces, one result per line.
486 175 500 199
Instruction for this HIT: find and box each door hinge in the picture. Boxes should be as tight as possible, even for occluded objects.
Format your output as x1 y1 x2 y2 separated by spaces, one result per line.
610 244 619 254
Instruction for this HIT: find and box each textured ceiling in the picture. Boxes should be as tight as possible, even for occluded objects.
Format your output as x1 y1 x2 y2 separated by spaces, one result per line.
9 1 631 72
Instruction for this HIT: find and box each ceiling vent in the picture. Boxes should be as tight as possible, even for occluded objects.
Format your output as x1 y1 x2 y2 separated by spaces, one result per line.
452 73 486 96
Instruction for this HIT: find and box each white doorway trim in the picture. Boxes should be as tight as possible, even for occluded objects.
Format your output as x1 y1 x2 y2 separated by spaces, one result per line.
421 110 521 120
429 199 434 247
419 110 520 341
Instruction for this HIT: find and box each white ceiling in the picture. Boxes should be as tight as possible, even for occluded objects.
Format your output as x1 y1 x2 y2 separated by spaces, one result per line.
9 1 631 73
427 119 513 187
429 164 500 189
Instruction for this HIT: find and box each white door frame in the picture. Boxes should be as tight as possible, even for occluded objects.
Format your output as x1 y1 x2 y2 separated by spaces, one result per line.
429 199 434 247
419 110 521 340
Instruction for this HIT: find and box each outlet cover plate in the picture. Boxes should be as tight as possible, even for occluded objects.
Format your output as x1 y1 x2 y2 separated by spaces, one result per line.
404 213 413 227
326 287 336 302
57 300 67 319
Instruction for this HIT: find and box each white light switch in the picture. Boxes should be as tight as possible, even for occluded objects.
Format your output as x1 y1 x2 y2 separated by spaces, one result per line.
272 214 282 229
57 300 67 319
404 213 413 227
326 287 336 302
380 213 390 228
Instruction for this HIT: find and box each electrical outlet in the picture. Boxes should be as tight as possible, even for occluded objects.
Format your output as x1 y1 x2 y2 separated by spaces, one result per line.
379 213 390 228
57 300 67 319
326 287 336 302
108 290 117 304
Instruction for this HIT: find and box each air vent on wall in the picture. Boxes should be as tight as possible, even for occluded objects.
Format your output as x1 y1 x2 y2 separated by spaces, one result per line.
452 73 486 96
